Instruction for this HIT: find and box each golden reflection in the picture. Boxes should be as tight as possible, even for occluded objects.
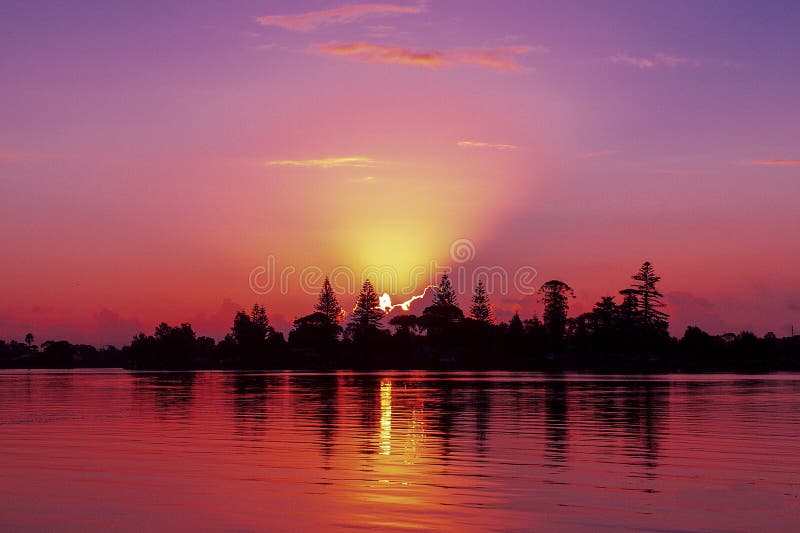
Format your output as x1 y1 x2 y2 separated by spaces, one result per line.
379 379 392 455
403 406 426 464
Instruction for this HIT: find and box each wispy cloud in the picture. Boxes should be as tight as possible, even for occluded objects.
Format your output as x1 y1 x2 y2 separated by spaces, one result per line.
744 159 800 167
317 41 445 68
257 3 423 32
453 46 544 72
316 42 541 71
266 156 380 168
581 149 618 159
457 140 520 151
611 52 697 69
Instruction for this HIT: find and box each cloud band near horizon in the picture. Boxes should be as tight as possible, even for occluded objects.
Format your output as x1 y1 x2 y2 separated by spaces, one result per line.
266 156 380 168
457 140 520 150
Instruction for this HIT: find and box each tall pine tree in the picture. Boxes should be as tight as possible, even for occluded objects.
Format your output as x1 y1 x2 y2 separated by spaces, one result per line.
470 280 493 323
347 280 384 341
630 261 669 327
421 273 463 335
315 277 343 324
433 273 458 307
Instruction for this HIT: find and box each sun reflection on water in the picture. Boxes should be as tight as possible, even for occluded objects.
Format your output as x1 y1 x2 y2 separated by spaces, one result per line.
379 379 391 456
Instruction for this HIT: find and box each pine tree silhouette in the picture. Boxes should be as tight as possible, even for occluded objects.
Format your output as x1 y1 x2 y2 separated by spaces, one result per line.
631 262 669 326
470 280 493 323
347 280 384 341
433 273 458 307
315 277 343 324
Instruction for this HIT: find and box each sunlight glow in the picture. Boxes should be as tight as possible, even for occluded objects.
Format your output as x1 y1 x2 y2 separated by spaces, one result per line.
377 286 435 313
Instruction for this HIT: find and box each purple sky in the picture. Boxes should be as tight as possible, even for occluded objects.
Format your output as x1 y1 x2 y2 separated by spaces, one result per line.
1 1 799 345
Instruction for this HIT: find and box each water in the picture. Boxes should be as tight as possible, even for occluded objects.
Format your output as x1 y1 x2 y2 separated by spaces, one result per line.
0 371 798 531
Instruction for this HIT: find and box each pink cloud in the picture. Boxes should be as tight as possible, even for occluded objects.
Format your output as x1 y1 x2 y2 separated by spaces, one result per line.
666 291 730 335
655 53 690 67
0 306 143 347
257 3 423 31
611 52 696 69
457 140 520 150
91 309 144 347
744 159 800 167
315 42 539 71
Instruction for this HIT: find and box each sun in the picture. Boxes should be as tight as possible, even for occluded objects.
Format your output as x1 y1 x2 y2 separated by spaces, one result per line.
338 219 443 294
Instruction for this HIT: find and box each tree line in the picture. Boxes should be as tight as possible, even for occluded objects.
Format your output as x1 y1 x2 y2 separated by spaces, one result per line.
2 261 798 371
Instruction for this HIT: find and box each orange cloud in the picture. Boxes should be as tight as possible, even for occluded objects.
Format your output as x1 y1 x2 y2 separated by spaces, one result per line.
581 149 618 159
745 159 800 167
457 140 520 151
316 42 539 71
266 156 380 168
257 3 423 31
316 41 446 68
452 45 542 72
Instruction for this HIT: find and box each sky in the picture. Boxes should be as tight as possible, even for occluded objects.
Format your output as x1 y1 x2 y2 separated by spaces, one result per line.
1 0 799 345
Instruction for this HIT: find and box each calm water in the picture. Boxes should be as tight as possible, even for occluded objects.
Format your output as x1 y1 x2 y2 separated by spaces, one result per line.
0 371 798 531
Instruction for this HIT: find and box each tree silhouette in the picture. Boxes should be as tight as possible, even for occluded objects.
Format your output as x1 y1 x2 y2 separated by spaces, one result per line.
130 322 204 369
232 304 275 349
631 262 669 327
618 288 640 332
508 312 524 337
346 280 384 342
500 311 526 358
288 276 345 350
539 280 575 347
8 255 800 372
223 304 281 367
591 296 620 344
290 311 341 354
592 297 619 328
315 277 343 325
522 313 547 352
571 296 623 352
389 314 420 336
470 280 493 323
433 273 458 307
421 274 464 336
524 313 544 335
